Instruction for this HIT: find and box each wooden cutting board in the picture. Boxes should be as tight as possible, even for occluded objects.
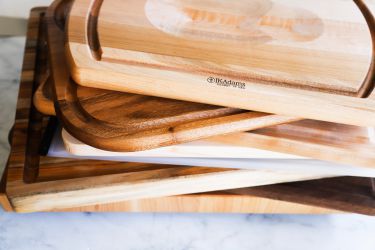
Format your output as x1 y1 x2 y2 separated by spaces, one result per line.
62 122 375 170
34 58 375 169
33 62 375 169
47 0 298 152
66 0 375 127
34 76 375 171
5 6 375 215
33 76 55 116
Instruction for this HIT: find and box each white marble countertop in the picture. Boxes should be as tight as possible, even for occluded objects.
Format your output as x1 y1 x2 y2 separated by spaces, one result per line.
0 1 374 249
0 210 374 250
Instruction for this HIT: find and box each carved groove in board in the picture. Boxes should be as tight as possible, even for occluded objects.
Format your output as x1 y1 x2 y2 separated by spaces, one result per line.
87 0 375 97
49 0 298 152
87 0 103 60
354 0 375 97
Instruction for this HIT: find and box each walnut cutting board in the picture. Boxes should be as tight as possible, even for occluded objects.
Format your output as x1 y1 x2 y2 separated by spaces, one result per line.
47 0 298 152
66 0 375 127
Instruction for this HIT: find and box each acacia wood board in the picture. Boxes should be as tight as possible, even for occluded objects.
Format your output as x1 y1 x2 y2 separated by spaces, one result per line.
66 0 375 127
33 75 55 116
34 67 375 169
2 8 375 214
47 0 298 152
34 81 302 160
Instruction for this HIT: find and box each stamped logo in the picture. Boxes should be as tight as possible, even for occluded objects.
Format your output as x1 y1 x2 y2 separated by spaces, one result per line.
207 77 246 89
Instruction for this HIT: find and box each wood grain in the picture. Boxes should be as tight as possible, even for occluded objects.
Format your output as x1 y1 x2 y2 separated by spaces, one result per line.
61 120 375 170
2 5 374 215
47 0 298 152
33 76 55 116
2 7 341 213
66 0 375 127
42 0 375 168
37 65 375 170
55 195 340 213
227 177 375 215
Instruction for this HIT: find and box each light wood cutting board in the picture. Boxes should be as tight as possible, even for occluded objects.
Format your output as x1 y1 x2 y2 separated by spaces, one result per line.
61 121 375 170
66 0 375 126
47 0 298 152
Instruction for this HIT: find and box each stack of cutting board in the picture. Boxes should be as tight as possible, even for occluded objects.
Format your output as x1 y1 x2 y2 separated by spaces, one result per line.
1 0 375 214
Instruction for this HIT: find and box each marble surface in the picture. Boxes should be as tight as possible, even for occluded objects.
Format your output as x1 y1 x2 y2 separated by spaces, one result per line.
0 2 375 250
0 36 25 177
0 211 374 250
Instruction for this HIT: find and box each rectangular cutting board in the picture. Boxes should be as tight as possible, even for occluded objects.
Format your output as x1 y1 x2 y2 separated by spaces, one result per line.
66 0 375 126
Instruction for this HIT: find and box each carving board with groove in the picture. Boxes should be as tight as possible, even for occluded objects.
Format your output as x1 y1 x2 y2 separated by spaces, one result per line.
47 0 297 152
66 0 375 126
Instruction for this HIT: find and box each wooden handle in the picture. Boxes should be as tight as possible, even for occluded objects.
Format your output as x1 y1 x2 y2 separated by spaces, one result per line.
33 74 56 116
355 0 375 97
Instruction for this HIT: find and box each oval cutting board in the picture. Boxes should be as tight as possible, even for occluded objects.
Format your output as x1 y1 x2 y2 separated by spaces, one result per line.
47 0 298 152
66 0 375 126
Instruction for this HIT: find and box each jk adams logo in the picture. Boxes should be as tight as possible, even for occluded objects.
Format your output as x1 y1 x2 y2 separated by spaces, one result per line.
207 76 246 89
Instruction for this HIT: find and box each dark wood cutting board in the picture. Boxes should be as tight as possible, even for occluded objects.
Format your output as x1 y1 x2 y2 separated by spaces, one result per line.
46 0 298 152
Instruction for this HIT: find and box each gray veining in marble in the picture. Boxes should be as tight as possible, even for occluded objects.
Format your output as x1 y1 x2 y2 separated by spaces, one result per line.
0 210 375 250
0 37 25 178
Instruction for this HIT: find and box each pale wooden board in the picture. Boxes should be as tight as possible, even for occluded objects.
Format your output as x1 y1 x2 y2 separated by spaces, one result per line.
9 168 335 213
61 128 303 159
55 195 341 214
61 118 375 170
67 0 375 126
47 0 298 152
59 128 375 177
